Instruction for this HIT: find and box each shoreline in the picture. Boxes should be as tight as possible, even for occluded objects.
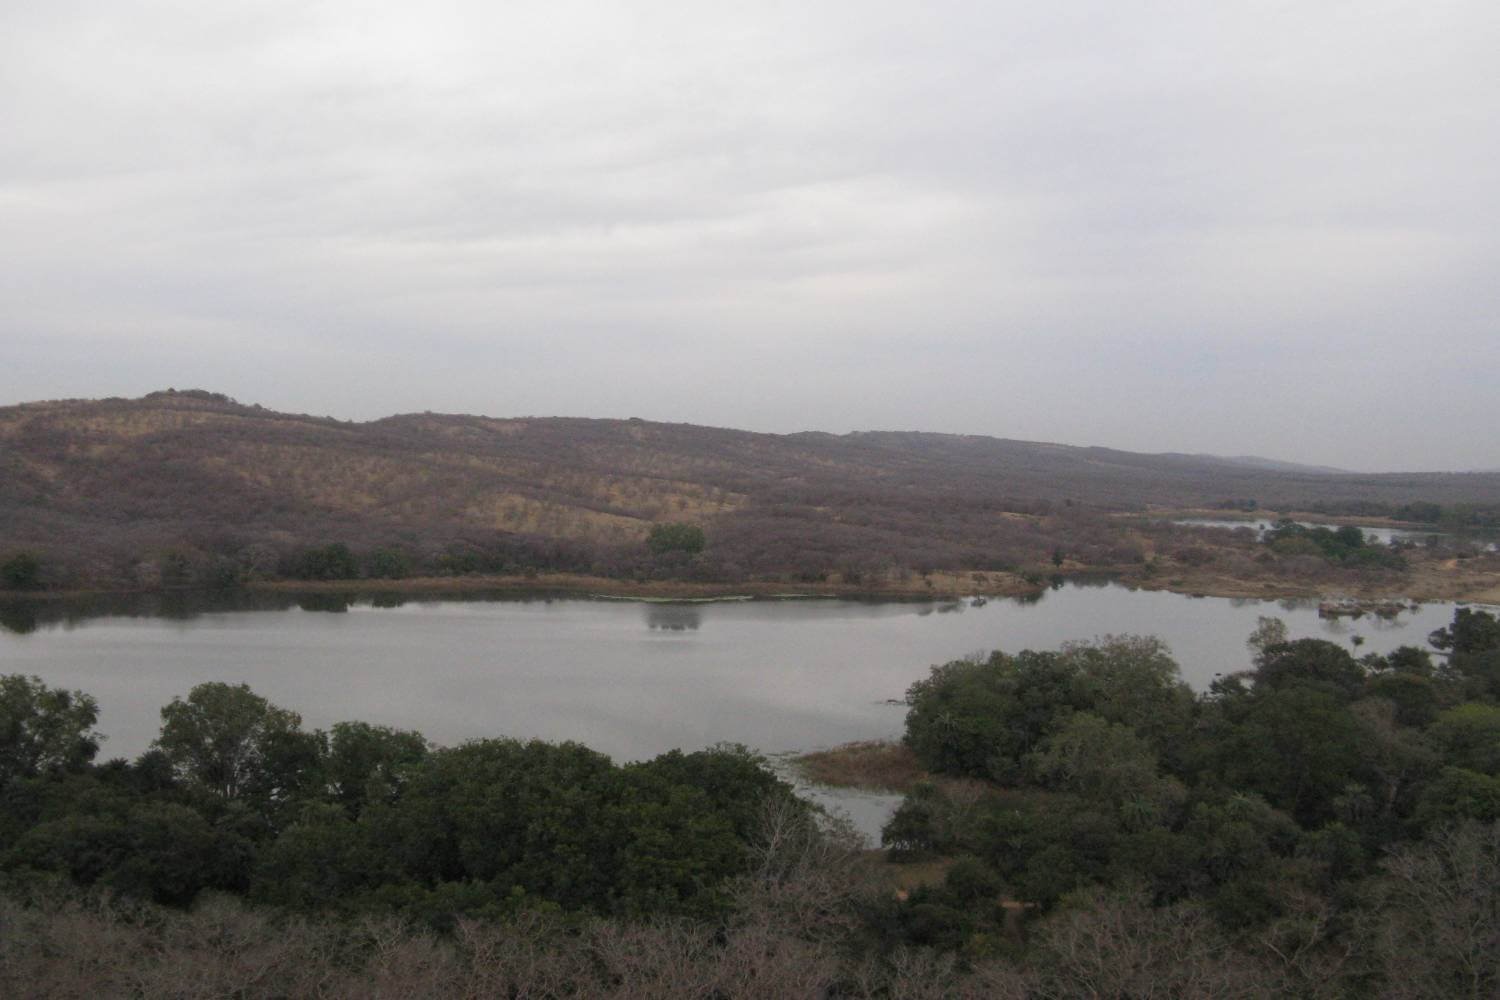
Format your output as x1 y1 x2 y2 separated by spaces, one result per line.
4 562 1499 606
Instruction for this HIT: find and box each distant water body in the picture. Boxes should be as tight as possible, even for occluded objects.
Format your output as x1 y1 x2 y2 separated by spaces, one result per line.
1 583 1473 761
0 584 1478 840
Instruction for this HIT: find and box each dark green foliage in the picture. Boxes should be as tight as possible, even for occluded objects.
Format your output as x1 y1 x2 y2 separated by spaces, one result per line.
1430 607 1500 656
0 602 38 635
1394 500 1444 523
0 676 806 927
903 637 1193 783
154 683 325 817
886 606 1500 957
325 722 428 816
368 739 775 919
646 522 706 556
1370 643 1436 677
0 552 41 590
1253 638 1368 701
365 548 412 579
1427 704 1500 775
903 650 1085 781
629 744 791 842
1365 672 1441 727
287 543 360 581
1208 684 1370 826
1263 519 1407 568
9 802 233 905
1414 767 1500 825
250 803 389 908
0 676 101 785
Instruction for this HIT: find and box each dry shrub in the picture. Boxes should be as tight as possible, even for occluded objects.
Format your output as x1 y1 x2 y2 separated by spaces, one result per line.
1369 821 1500 1000
456 911 593 998
1027 887 1287 999
730 796 883 945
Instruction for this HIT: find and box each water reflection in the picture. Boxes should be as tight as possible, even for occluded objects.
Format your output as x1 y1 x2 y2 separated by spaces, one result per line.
297 593 353 613
0 583 1477 768
2 582 1484 846
0 588 591 634
646 604 702 632
0 602 38 635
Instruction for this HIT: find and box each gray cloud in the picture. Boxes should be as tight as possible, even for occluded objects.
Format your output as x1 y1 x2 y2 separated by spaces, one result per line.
2 0 1497 470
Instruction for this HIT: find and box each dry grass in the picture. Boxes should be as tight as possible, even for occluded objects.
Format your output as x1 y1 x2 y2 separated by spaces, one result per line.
796 741 927 794
244 571 1041 601
1121 546 1500 604
877 855 958 894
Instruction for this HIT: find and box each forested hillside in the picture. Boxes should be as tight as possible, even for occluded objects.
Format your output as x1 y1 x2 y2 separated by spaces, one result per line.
2 390 1497 590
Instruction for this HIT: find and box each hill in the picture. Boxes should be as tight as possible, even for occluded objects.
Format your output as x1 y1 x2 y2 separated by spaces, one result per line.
2 390 1497 590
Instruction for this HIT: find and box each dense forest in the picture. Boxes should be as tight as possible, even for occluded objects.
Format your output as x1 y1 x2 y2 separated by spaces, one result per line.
3 390 1498 593
3 607 1498 996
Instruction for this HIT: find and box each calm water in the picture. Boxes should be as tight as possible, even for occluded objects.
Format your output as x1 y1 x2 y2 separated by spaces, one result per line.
3 585 1485 840
0 584 1472 767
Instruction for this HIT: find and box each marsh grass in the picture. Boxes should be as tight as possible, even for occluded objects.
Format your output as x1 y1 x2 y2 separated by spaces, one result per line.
796 740 927 793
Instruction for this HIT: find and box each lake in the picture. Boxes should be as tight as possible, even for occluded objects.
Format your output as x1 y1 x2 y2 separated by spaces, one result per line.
0 584 1477 841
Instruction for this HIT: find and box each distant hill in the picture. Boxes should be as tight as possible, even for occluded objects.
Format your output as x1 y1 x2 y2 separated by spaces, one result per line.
1184 454 1351 475
2 390 1497 588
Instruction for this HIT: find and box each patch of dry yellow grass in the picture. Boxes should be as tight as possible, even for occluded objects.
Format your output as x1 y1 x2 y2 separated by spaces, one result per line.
796 740 926 793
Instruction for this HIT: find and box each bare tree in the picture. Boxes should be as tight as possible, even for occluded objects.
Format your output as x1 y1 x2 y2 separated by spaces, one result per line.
1371 821 1500 1000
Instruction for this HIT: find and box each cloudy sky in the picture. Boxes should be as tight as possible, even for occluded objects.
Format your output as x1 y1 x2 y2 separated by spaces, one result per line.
2 1 1496 471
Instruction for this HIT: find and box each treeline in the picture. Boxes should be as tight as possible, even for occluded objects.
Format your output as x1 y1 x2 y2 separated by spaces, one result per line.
874 608 1500 995
1301 499 1500 529
0 678 795 924
1261 519 1408 569
0 504 1151 594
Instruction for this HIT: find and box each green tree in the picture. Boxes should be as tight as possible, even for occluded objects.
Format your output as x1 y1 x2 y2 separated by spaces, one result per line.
288 543 360 581
1428 704 1500 775
365 548 413 580
1247 616 1288 667
646 523 706 556
1026 713 1184 829
1211 685 1369 825
325 721 428 816
0 675 101 784
250 802 388 908
1254 639 1367 702
1430 608 1500 657
7 800 236 906
1060 636 1195 766
632 744 800 842
904 650 1086 781
0 552 41 590
1414 768 1500 825
154 683 323 805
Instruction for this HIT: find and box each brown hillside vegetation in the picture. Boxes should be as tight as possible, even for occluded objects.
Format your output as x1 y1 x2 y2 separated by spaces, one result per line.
2 390 1497 591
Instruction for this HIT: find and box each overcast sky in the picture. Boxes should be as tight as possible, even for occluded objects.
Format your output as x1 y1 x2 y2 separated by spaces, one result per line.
3 2 1496 471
